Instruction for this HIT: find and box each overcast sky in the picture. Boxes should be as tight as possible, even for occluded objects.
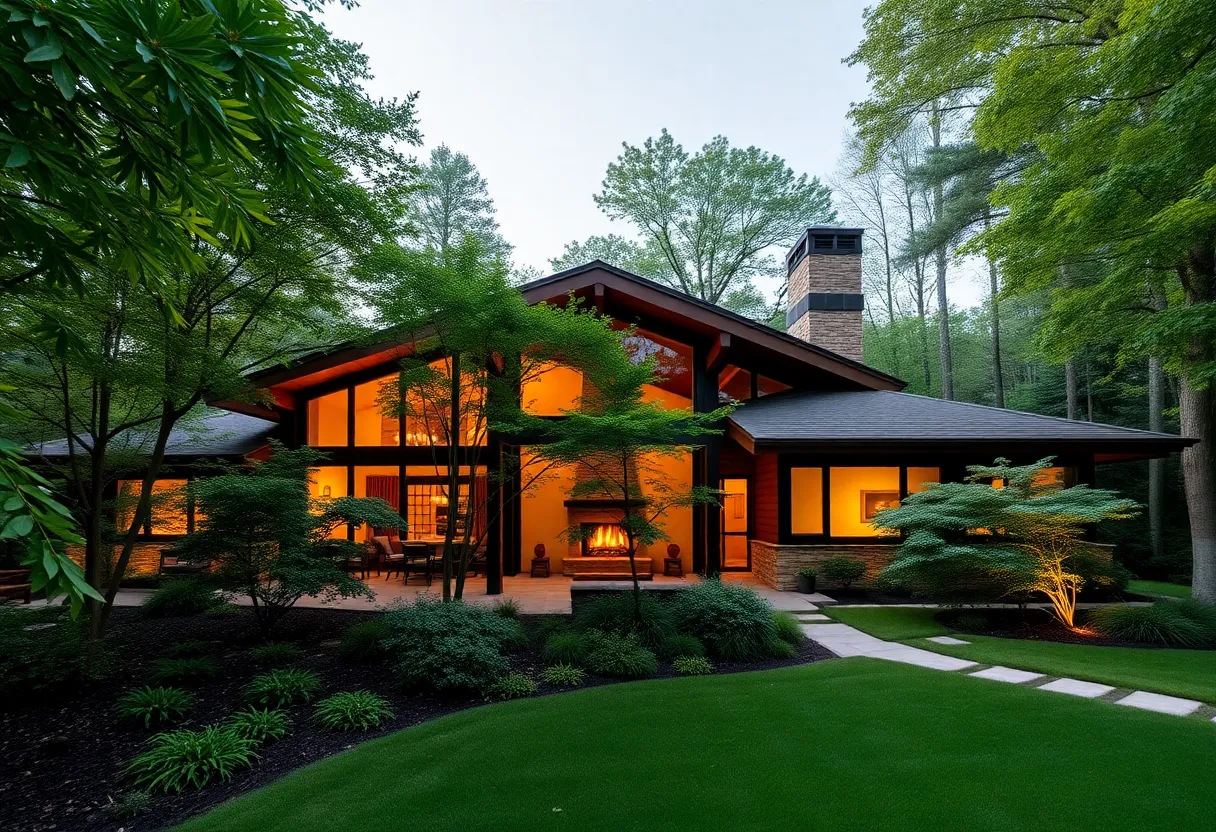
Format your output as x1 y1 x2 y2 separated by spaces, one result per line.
320 0 985 307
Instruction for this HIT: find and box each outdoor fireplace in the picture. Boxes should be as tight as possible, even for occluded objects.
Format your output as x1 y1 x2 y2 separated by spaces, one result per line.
581 523 629 556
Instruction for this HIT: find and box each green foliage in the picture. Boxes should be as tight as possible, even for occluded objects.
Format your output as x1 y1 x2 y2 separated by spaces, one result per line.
141 579 223 619
0 606 92 702
161 640 217 658
1087 603 1215 648
127 726 257 794
541 664 586 687
414 145 511 260
339 618 393 664
115 686 195 730
105 791 151 821
487 673 538 701
659 633 706 660
148 656 218 687
583 630 658 680
572 592 676 650
490 598 521 620
672 656 714 676
671 580 780 661
248 643 305 667
820 558 867 589
382 598 527 693
243 669 321 708
227 708 290 747
314 691 394 732
796 567 818 579
541 631 591 666
772 612 805 646
953 613 990 632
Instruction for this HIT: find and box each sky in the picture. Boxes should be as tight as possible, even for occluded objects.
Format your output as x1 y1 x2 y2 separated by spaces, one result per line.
320 0 986 308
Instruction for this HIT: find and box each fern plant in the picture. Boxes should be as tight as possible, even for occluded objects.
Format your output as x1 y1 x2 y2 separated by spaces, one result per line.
244 669 321 708
115 686 195 730
313 691 394 732
227 707 290 745
127 726 257 794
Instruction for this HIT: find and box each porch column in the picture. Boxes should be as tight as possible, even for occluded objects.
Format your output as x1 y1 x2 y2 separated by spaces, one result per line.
485 432 504 595
693 338 724 576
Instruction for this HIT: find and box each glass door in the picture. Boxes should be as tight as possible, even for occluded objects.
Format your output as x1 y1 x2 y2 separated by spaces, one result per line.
720 477 750 571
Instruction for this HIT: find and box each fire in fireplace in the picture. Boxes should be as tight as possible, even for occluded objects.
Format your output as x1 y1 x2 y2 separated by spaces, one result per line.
582 523 629 556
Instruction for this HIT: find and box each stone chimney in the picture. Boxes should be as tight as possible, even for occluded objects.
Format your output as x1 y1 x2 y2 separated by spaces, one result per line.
784 226 864 362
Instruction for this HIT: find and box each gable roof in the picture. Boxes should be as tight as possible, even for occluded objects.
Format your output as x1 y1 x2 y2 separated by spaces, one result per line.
727 390 1194 460
29 409 278 460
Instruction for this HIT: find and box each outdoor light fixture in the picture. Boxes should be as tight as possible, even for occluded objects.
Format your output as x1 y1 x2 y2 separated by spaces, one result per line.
321 485 331 497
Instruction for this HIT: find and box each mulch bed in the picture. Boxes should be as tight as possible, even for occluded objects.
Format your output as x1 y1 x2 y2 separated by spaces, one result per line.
938 607 1216 649
0 606 831 832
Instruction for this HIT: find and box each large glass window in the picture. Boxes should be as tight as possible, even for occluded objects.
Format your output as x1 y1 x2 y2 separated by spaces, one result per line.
790 467 824 535
307 390 348 447
829 467 900 537
354 376 400 446
308 466 348 538
907 467 941 494
522 362 583 415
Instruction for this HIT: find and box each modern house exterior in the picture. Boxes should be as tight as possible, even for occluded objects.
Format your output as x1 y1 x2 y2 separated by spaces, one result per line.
36 227 1194 592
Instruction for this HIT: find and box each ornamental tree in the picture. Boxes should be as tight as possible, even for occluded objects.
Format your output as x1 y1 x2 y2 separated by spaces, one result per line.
872 458 1137 628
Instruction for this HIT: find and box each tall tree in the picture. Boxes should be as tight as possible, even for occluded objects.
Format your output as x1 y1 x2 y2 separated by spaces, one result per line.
412 144 510 261
849 0 1216 602
929 103 955 400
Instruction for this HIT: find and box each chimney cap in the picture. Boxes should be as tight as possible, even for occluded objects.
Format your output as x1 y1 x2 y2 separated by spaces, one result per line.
786 226 864 273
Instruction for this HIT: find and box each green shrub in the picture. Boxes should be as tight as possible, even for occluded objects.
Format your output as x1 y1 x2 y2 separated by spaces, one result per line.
658 633 706 660
819 557 867 589
573 592 676 650
313 690 394 732
954 613 990 632
490 598 521 620
115 686 195 730
161 639 216 658
148 656 218 686
530 614 569 645
541 663 585 687
796 567 818 579
671 579 779 661
0 607 93 702
672 655 714 676
487 672 538 700
541 631 591 666
244 669 321 707
127 726 257 794
382 598 526 693
1087 602 1213 647
339 618 392 663
140 579 224 618
1174 599 1216 642
227 707 290 746
771 611 804 645
105 791 151 820
761 636 796 658
248 642 304 667
583 630 657 679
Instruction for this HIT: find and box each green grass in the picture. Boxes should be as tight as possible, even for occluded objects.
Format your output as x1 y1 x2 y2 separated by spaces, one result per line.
825 606 1216 701
1128 579 1192 599
180 660 1216 832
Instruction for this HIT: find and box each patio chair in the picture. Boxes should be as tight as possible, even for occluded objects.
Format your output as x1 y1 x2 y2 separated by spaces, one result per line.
401 541 432 586
465 544 488 578
159 549 212 576
373 536 404 581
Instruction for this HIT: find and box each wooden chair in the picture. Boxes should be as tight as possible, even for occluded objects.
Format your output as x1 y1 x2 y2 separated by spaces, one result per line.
0 568 32 605
373 536 404 581
401 541 432 586
159 549 212 576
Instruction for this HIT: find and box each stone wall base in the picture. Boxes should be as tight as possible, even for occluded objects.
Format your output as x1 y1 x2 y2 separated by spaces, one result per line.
750 540 898 591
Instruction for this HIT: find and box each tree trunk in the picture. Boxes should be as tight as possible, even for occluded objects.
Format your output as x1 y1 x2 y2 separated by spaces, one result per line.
930 102 954 400
442 352 462 602
985 217 1005 408
1179 248 1216 603
1065 359 1079 420
1148 355 1166 565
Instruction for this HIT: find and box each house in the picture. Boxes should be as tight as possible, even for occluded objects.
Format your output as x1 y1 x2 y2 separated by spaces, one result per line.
37 226 1194 591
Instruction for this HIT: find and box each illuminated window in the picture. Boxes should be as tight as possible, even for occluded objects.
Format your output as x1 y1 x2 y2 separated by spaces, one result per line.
790 467 824 535
829 467 900 537
907 467 941 494
523 362 583 415
308 467 348 539
354 376 400 446
402 360 488 446
307 390 348 447
116 479 189 535
354 466 400 541
1033 467 1068 488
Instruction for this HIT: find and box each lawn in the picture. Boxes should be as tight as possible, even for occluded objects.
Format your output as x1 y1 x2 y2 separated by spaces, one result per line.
827 607 1216 701
180 659 1216 832
1128 579 1192 599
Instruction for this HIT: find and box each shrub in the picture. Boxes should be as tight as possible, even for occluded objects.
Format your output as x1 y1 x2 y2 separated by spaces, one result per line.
761 636 796 659
541 631 591 666
227 708 290 746
1174 599 1216 642
659 633 706 660
819 557 867 589
954 613 990 632
161 639 216 658
115 686 195 730
244 669 321 707
583 631 657 679
127 726 257 793
541 663 585 687
148 656 218 686
105 791 151 820
1086 602 1212 647
771 611 805 645
671 580 779 661
490 598 521 620
487 672 538 700
313 691 394 732
572 592 676 650
339 618 392 663
796 567 818 579
248 642 304 667
0 607 93 703
673 656 714 676
382 598 527 693
140 579 224 618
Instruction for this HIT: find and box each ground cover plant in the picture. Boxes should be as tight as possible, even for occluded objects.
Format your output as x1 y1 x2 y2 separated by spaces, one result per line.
338 618 392 663
140 579 225 619
0 605 93 702
149 657 219 686
127 726 258 794
249 643 305 667
541 664 585 687
227 709 291 746
582 630 658 679
179 659 1216 832
672 656 713 676
1088 601 1216 647
115 686 195 730
313 692 395 732
244 669 321 708
487 673 538 700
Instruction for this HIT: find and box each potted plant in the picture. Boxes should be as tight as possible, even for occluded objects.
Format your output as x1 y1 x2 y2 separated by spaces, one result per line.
796 567 817 594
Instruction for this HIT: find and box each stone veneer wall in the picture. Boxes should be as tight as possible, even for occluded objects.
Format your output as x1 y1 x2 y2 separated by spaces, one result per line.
787 252 863 362
66 542 164 580
750 539 898 591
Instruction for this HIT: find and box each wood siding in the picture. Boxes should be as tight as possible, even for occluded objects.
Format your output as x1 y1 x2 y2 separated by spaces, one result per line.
753 452 779 542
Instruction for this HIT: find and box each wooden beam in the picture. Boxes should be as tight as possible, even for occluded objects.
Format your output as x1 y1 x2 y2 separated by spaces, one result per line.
594 283 606 314
706 332 731 374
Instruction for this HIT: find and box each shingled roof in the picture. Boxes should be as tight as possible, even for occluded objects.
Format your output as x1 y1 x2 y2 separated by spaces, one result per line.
30 409 278 460
726 390 1194 459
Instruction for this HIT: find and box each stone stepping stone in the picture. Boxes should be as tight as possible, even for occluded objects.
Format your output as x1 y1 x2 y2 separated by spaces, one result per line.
863 645 978 671
795 613 831 621
925 636 970 645
969 666 1044 684
1114 691 1202 717
1038 678 1114 698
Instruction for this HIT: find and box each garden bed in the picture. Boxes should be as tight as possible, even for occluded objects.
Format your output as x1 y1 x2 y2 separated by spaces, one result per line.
939 607 1216 650
0 605 829 832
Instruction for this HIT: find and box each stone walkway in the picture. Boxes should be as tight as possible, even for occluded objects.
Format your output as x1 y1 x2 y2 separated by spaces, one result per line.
795 612 1216 724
